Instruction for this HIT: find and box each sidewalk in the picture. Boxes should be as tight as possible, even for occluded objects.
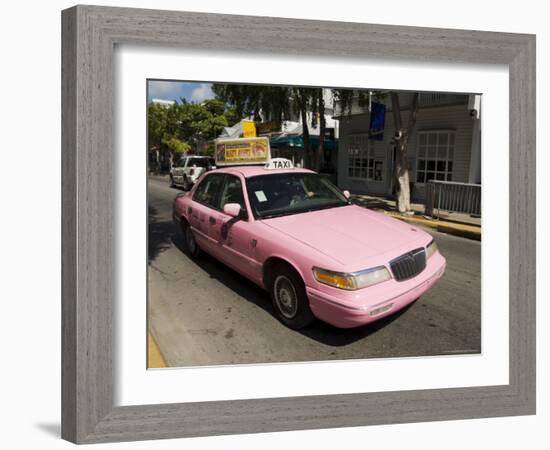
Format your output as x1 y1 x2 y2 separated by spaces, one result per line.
352 194 481 241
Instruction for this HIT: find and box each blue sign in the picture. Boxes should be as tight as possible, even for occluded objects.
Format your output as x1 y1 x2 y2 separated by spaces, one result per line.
369 102 386 141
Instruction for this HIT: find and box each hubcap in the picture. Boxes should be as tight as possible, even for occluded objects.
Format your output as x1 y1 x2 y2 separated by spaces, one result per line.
274 275 298 319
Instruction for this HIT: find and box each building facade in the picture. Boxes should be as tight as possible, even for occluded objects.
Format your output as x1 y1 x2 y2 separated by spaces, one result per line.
334 93 481 203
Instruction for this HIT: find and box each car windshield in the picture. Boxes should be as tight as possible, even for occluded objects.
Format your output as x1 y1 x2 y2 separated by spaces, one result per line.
246 172 349 219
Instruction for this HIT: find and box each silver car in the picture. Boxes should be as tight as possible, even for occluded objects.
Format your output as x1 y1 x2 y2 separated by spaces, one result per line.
170 156 215 190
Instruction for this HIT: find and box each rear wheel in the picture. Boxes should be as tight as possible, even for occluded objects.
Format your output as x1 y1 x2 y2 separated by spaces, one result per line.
269 263 314 329
181 220 201 258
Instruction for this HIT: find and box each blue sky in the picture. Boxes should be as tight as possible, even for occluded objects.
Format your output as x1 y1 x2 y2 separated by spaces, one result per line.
147 80 215 103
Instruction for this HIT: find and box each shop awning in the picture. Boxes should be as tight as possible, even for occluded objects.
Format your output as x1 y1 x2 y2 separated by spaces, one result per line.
270 134 338 151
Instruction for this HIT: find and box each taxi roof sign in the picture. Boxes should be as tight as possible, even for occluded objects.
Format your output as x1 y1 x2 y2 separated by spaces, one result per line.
264 158 294 170
215 137 270 166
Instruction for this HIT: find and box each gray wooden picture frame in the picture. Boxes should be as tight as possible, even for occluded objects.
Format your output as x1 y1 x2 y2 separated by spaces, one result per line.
61 4 536 444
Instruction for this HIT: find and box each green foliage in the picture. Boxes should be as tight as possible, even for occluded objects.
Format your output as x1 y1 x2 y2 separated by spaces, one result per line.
213 84 328 169
162 136 190 154
203 141 216 157
147 97 240 156
212 84 291 123
148 102 169 147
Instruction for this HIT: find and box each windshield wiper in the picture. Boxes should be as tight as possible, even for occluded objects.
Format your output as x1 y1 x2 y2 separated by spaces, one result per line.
259 211 297 220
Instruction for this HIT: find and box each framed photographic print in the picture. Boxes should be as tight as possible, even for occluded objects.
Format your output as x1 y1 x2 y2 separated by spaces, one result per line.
62 4 535 444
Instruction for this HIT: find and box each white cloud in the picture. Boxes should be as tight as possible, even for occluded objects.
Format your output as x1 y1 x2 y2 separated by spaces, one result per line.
190 83 214 103
148 81 183 101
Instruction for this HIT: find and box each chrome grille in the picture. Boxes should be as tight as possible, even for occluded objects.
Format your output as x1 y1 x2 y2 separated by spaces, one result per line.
390 248 426 281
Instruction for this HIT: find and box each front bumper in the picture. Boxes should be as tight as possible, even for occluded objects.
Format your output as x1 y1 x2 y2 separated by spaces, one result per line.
306 252 446 328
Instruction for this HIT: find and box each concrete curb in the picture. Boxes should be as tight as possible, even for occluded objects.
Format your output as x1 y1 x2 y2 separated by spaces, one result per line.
382 212 481 241
148 332 167 368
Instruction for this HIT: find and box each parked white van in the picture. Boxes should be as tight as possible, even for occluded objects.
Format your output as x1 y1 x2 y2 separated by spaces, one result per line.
170 156 215 190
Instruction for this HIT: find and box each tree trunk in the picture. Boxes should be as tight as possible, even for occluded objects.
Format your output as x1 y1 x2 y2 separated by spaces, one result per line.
391 92 419 214
299 93 311 169
395 140 410 213
317 91 326 172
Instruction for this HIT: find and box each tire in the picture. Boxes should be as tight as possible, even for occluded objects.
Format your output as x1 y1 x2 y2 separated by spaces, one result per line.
269 263 314 330
169 174 175 187
182 176 190 191
181 219 201 258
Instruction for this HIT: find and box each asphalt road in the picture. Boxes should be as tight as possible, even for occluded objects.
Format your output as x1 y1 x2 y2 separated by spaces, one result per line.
148 176 481 367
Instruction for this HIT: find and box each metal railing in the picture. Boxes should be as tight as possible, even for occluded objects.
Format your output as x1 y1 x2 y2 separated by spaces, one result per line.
425 180 481 218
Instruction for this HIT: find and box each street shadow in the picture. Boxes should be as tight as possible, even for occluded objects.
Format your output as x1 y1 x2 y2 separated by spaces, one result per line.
299 303 414 346
171 231 414 347
171 230 270 307
148 204 175 263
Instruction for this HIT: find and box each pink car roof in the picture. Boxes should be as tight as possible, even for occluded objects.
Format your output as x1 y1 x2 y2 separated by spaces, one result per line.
214 165 314 178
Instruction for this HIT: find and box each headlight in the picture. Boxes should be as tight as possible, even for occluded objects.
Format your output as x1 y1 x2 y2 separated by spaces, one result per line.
313 266 390 290
426 239 438 259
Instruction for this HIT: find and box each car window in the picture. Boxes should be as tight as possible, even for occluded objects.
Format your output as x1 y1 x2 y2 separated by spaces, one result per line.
246 172 349 219
188 157 209 168
175 157 186 167
220 175 245 211
193 173 224 209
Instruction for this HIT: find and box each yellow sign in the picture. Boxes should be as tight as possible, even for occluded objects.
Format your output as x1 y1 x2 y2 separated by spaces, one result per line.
215 137 270 166
242 120 257 138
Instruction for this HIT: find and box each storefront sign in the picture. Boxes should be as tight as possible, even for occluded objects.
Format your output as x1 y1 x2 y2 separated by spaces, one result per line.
242 120 257 137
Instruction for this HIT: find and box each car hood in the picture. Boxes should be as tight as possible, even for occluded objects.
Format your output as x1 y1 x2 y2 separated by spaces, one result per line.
261 205 428 266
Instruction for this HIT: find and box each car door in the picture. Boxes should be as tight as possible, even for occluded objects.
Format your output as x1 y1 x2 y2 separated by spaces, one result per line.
188 173 225 252
210 174 261 281
172 157 186 185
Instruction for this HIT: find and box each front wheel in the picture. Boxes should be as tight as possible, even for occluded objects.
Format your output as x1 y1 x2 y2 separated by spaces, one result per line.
181 220 201 258
270 264 314 330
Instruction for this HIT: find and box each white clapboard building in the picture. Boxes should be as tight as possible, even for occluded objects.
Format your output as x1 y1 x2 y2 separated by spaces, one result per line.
333 92 481 206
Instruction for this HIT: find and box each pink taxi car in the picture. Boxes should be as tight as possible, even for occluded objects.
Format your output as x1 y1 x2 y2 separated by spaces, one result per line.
173 160 446 329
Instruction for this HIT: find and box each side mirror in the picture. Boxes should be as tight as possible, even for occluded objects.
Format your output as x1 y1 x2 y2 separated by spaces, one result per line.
343 190 351 199
223 203 242 218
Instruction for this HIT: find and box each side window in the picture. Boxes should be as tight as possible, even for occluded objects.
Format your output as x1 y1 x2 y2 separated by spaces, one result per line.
220 175 245 211
193 174 224 209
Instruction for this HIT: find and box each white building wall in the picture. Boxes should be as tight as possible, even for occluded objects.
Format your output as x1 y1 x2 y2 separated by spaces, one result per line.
337 103 477 201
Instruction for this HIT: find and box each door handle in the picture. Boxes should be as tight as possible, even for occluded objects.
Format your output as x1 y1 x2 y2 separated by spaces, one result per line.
209 217 216 225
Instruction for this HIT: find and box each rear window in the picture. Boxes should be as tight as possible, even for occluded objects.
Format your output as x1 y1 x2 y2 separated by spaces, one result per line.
188 158 210 168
